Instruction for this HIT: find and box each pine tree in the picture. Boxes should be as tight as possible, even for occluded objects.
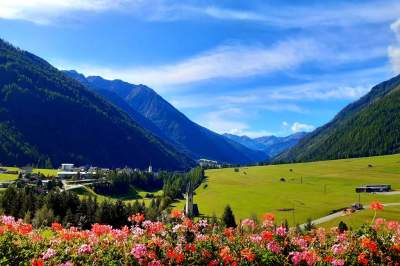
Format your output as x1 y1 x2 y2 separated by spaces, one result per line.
338 221 348 232
222 205 236 228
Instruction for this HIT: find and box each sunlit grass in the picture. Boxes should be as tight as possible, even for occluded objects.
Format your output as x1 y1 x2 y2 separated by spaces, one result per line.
174 154 400 225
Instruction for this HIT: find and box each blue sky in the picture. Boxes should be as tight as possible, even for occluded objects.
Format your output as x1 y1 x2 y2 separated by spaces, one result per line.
1 0 400 137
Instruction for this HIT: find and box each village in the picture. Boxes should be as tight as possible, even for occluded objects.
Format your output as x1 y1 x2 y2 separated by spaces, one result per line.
0 163 156 191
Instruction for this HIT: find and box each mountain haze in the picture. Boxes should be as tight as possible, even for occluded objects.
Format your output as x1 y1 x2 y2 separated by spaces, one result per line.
0 39 193 170
223 132 306 157
275 74 400 162
65 72 267 164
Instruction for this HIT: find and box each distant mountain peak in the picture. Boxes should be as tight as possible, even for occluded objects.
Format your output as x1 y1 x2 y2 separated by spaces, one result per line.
223 132 307 157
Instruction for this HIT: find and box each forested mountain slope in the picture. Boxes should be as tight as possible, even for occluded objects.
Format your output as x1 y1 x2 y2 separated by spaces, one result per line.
275 74 400 162
0 39 193 170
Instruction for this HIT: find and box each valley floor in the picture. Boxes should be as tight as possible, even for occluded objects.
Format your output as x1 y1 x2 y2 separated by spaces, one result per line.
175 154 400 226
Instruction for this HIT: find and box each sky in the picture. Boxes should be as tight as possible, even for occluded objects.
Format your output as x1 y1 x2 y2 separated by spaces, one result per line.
1 0 400 138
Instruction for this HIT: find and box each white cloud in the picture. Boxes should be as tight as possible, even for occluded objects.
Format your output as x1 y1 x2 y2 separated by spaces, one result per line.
291 122 315 133
388 19 400 74
3 0 400 28
269 84 370 101
143 1 400 28
195 108 271 138
0 0 129 24
65 39 320 87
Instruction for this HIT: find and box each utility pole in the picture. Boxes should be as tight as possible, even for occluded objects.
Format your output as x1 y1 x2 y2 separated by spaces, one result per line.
324 184 327 194
300 176 303 184
292 202 296 225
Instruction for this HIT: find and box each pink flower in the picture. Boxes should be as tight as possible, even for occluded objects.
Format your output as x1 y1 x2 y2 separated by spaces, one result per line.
78 244 92 255
42 248 56 260
332 259 345 266
241 219 256 230
292 237 308 250
58 262 73 266
331 244 346 255
290 251 303 266
250 234 262 243
304 250 319 265
198 219 208 228
374 218 385 230
148 260 162 266
267 241 282 254
131 244 147 259
276 225 287 237
387 220 399 231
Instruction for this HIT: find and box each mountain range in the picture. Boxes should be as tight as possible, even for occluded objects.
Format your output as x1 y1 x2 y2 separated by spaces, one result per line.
2 36 400 169
223 132 307 158
0 39 193 170
64 70 268 165
275 74 400 162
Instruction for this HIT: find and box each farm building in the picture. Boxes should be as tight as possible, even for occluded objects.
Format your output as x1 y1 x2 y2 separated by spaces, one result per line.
355 184 391 193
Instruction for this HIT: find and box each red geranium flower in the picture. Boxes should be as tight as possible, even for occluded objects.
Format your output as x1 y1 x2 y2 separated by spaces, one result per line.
51 222 63 231
31 258 44 266
262 213 275 222
170 210 182 219
370 200 383 211
129 213 145 224
261 230 274 241
175 252 185 264
358 253 369 266
240 248 256 262
361 238 378 253
17 224 32 235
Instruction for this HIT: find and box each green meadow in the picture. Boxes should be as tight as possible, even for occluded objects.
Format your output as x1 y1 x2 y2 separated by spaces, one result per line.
175 154 400 226
70 185 161 206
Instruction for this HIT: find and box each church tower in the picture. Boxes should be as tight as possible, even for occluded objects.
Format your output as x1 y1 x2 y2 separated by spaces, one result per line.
184 181 194 217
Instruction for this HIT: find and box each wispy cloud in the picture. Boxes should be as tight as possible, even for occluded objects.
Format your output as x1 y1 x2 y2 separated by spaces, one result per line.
165 1 400 28
2 0 400 31
58 31 387 90
388 19 400 74
196 108 272 138
268 84 371 101
0 0 134 24
69 39 320 87
290 122 315 133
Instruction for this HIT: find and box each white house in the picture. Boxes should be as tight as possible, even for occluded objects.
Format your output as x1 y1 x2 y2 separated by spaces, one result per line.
60 164 74 172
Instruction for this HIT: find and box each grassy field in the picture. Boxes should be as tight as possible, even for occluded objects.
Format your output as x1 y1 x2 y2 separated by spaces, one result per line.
174 154 400 226
70 186 159 206
1 167 58 179
320 205 400 229
0 173 18 181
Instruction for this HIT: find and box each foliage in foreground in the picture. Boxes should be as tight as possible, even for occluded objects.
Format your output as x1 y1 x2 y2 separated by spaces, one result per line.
0 202 399 265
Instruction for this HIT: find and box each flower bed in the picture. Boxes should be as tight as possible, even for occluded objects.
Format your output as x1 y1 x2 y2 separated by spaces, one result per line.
0 201 399 265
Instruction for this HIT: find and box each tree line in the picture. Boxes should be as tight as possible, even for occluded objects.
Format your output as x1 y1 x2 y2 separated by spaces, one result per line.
0 167 205 228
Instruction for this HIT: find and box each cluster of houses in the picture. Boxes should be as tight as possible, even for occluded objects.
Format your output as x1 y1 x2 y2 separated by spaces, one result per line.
197 159 221 168
116 165 154 175
56 163 100 179
0 166 53 189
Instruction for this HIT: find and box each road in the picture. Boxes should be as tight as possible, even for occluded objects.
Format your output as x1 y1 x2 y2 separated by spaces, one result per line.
62 180 97 191
300 202 400 228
